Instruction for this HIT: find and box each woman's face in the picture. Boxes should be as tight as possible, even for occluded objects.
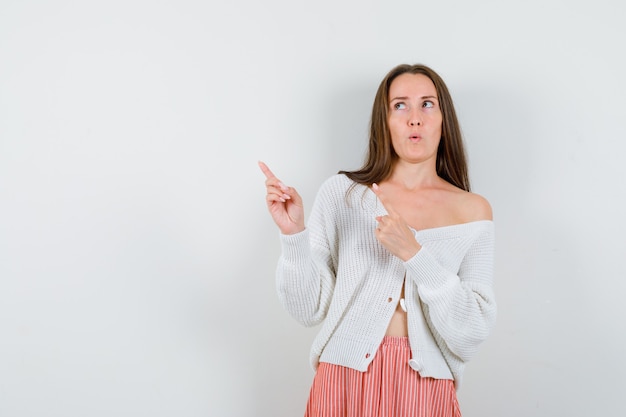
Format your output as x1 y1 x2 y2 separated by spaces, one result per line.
387 73 443 166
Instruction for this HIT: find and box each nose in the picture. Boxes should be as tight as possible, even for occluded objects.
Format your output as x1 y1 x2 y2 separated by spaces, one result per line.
409 109 422 126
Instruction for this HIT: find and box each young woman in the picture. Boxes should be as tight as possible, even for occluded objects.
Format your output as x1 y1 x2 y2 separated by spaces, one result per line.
260 64 496 417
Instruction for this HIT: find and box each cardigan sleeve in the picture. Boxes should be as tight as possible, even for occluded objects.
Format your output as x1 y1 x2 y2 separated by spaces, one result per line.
405 224 497 362
275 181 338 327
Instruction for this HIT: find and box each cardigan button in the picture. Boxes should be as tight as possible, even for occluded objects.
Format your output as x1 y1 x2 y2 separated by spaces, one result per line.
365 353 370 359
409 359 424 372
387 297 393 302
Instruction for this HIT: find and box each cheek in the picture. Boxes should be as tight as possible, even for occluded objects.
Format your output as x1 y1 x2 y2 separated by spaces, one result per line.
429 114 443 132
387 118 402 135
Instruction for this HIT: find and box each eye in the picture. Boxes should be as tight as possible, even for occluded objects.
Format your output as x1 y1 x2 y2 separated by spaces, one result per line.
422 100 435 108
393 102 407 110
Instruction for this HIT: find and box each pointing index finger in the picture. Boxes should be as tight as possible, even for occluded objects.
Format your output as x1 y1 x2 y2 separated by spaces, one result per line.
372 183 397 215
258 161 276 180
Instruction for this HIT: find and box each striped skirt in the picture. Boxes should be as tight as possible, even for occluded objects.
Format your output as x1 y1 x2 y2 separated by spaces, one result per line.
304 336 461 417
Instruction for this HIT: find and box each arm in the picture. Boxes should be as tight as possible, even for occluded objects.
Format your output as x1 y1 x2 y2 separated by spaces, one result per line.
405 226 496 362
274 178 338 327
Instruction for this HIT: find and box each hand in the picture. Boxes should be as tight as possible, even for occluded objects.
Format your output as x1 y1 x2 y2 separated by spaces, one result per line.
371 183 421 261
259 161 305 235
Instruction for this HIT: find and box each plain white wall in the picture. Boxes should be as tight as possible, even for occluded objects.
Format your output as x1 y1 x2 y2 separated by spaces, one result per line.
1 0 624 416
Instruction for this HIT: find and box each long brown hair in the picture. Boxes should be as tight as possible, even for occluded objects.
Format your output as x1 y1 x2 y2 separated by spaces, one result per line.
339 64 470 192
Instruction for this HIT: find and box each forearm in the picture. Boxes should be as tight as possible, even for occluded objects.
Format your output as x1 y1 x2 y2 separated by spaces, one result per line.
276 230 335 327
405 243 496 361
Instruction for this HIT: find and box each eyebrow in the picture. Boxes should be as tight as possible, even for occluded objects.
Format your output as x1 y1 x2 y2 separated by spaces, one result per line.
390 95 438 101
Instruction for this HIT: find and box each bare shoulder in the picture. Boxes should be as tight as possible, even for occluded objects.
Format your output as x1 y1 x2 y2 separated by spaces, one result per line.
459 190 493 222
438 180 492 223
432 181 493 224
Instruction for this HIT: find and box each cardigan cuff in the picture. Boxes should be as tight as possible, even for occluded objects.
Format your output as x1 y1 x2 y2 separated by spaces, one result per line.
279 229 311 263
405 246 454 288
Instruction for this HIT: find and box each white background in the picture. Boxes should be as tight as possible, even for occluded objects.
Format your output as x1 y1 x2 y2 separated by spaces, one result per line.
1 1 625 416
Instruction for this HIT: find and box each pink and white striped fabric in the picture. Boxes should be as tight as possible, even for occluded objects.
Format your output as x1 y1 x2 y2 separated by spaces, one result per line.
304 337 461 417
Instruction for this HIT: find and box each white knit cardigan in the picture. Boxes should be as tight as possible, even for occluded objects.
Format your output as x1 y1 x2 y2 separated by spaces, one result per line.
276 174 496 389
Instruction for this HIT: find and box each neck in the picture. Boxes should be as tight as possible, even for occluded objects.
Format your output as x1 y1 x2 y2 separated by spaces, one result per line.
387 159 440 191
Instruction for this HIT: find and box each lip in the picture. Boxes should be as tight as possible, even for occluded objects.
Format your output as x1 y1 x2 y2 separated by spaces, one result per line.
409 134 421 142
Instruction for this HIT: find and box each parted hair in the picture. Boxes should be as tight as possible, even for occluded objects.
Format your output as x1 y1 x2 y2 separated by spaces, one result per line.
339 64 470 192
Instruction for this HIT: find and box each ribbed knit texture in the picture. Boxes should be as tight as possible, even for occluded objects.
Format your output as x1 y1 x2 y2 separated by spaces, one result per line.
277 174 496 389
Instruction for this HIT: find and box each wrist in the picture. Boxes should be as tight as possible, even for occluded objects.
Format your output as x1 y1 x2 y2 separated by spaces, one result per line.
400 244 421 262
280 225 306 235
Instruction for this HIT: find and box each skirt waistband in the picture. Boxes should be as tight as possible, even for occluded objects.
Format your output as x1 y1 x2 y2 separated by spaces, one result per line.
380 336 409 347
